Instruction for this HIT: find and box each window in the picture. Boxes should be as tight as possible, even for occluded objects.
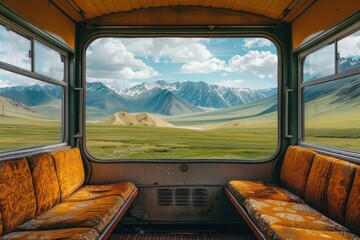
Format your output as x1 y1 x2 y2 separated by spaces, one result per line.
85 37 279 160
301 28 360 153
0 22 66 153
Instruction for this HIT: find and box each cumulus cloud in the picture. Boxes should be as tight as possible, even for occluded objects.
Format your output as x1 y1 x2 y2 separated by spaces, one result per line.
86 38 159 80
218 79 244 88
122 38 212 63
338 30 360 58
244 38 273 49
225 50 277 79
180 57 225 74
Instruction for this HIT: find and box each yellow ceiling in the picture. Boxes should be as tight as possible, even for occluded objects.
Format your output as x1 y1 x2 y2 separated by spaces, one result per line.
52 0 315 25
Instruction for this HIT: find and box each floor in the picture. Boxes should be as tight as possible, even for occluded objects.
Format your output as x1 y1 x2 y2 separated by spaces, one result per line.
109 232 256 240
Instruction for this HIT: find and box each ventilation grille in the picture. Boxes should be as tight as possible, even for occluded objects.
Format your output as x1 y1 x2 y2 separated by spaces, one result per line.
157 188 208 206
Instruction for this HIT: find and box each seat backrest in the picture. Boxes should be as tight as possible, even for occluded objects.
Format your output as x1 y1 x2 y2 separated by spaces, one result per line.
0 158 37 235
27 153 61 216
304 154 335 213
345 166 360 235
280 146 317 198
52 148 85 201
325 160 357 225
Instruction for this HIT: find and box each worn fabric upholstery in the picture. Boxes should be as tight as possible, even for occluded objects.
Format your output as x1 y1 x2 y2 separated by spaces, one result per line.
52 148 85 201
17 196 124 233
27 153 61 216
280 146 317 198
304 154 336 213
0 228 99 240
244 198 349 236
228 181 303 205
0 158 36 234
65 182 136 202
325 160 357 224
0 214 2 236
269 225 359 240
346 166 360 235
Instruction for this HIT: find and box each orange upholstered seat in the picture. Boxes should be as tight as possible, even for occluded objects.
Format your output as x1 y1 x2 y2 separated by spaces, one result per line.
17 196 124 233
244 198 348 235
0 158 37 234
65 182 136 202
52 148 85 201
226 146 360 239
346 166 360 235
228 181 303 204
27 153 61 216
0 147 137 239
1 228 99 240
280 146 317 198
269 225 359 240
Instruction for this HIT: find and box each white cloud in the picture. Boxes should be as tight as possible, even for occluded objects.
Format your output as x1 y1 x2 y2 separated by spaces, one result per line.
338 30 360 58
0 69 41 87
180 57 225 74
225 50 277 79
87 77 138 89
244 38 272 49
122 38 212 62
218 79 244 88
86 38 159 80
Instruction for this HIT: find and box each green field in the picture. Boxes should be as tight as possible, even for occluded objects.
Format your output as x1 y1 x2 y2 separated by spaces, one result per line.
0 117 61 151
86 124 278 160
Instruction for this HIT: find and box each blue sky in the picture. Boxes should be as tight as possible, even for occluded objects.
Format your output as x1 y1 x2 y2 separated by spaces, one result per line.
86 37 278 89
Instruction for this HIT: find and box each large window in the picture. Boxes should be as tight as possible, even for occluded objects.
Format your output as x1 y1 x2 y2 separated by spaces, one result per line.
0 23 66 153
301 28 360 153
85 37 279 160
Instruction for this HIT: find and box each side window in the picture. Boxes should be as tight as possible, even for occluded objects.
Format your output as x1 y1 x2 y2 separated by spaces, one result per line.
0 23 66 153
301 28 360 153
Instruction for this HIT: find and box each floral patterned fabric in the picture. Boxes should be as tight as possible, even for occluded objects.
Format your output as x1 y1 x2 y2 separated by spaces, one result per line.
52 148 85 201
17 196 124 233
346 166 360 235
65 182 136 202
228 180 303 205
325 160 357 225
269 225 359 240
304 154 336 213
0 158 36 235
244 198 349 237
27 153 61 216
0 228 99 240
280 146 317 198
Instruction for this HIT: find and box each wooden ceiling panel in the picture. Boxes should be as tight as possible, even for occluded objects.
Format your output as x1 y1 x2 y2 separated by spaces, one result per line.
52 0 316 25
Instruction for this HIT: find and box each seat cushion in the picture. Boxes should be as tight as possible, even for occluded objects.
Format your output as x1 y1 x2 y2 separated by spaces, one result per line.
0 228 99 240
65 182 136 202
325 160 357 225
269 225 358 240
228 180 303 205
52 148 85 201
0 158 36 234
17 196 124 233
27 153 61 216
244 198 348 236
346 166 360 235
280 146 317 198
304 154 336 213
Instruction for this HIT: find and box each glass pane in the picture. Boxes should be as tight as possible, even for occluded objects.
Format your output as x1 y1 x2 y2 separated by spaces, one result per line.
0 25 31 70
34 41 64 81
303 43 335 81
85 37 278 160
0 69 63 151
303 74 360 152
338 29 360 73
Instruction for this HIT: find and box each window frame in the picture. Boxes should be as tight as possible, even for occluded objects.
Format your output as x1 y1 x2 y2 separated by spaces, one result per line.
81 33 283 163
0 16 69 160
298 21 360 160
